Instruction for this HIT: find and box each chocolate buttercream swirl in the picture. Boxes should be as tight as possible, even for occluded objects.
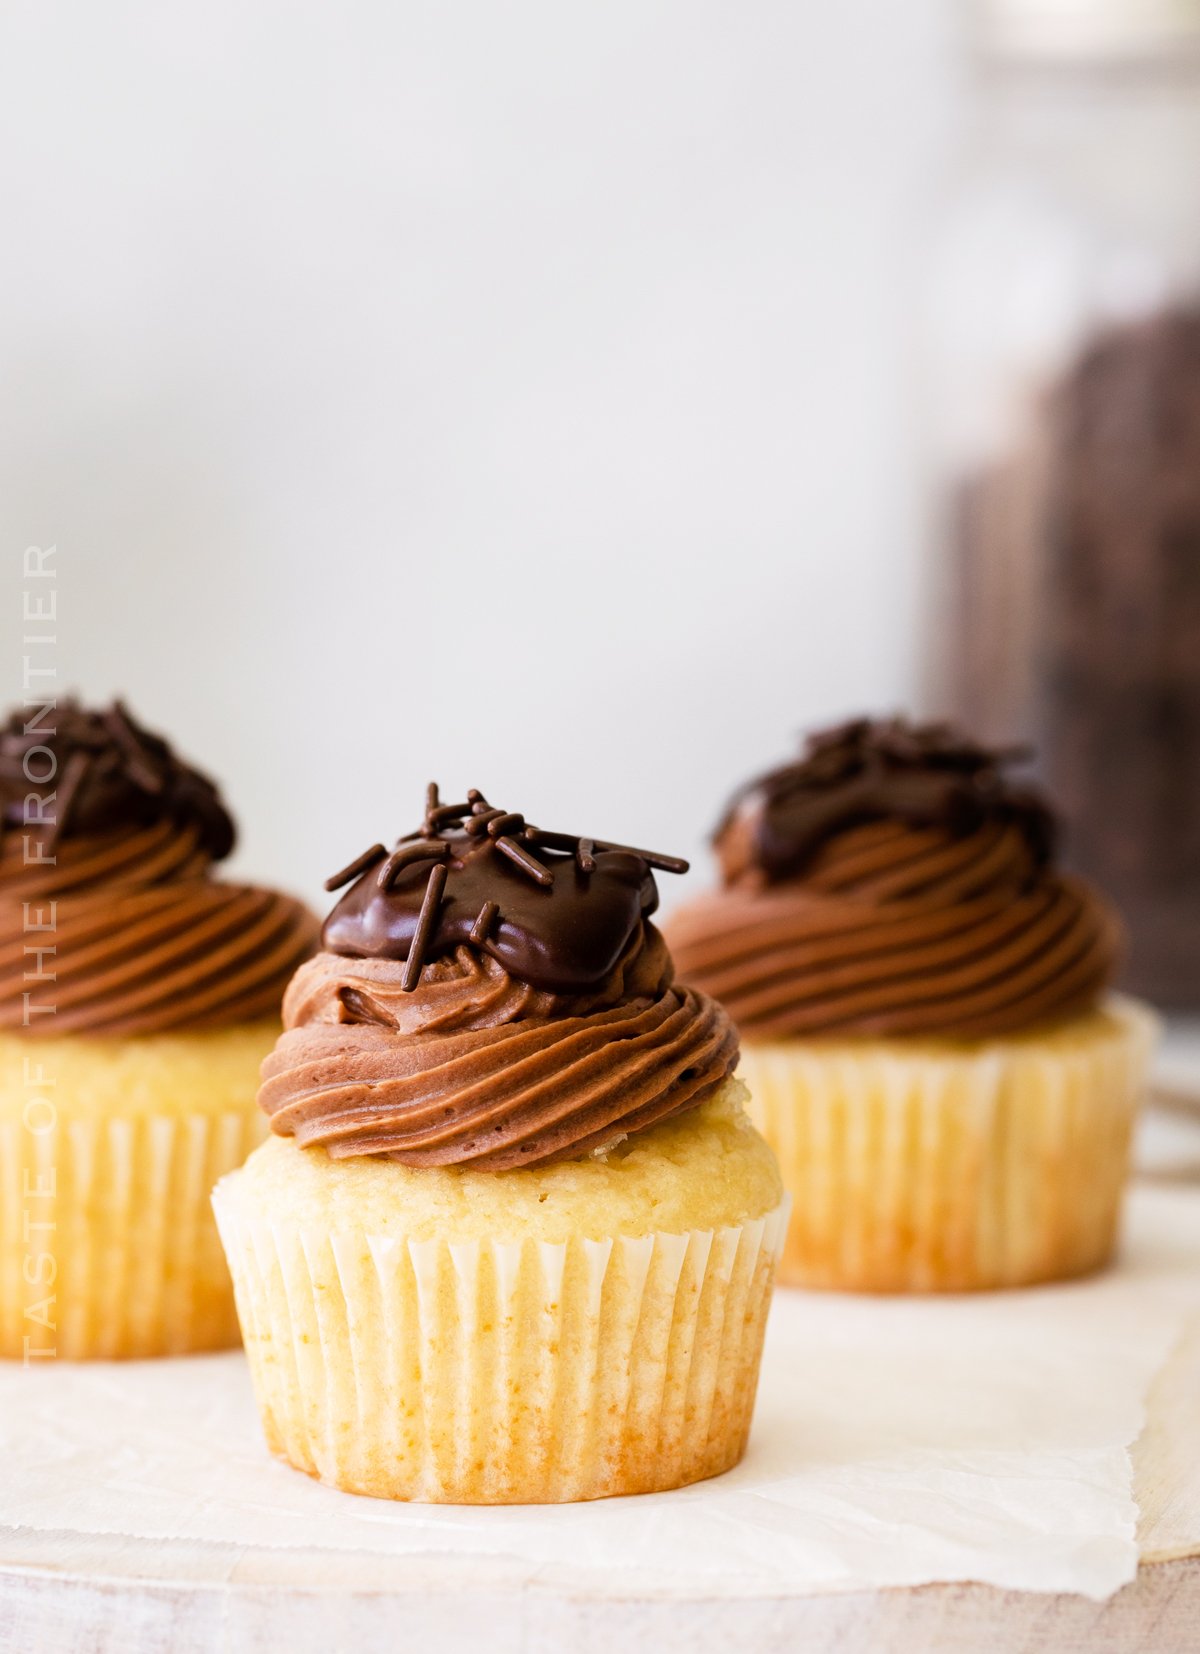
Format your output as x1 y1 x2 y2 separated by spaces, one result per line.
260 787 736 1168
668 718 1120 1040
1 699 319 1036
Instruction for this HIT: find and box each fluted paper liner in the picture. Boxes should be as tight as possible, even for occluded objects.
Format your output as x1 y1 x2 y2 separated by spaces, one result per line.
212 1186 788 1504
738 998 1157 1293
0 1107 265 1360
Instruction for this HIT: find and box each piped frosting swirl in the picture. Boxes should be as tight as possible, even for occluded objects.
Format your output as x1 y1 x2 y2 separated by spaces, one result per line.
0 700 319 1036
259 787 738 1169
667 718 1121 1040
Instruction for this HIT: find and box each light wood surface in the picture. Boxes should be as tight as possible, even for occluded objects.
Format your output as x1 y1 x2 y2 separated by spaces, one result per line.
1 1527 1199 1654
4 1312 1198 1654
5 1080 1200 1654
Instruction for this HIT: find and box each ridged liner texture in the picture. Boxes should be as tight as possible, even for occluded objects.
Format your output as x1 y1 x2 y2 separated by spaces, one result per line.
212 1187 788 1504
737 997 1157 1293
1 1104 266 1359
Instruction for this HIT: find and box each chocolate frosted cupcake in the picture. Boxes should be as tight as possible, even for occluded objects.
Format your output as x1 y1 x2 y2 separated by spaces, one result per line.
214 786 784 1504
667 718 1157 1293
0 700 319 1358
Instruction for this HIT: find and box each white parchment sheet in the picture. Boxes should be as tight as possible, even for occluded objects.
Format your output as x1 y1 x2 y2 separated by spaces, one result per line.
2 1187 1199 1602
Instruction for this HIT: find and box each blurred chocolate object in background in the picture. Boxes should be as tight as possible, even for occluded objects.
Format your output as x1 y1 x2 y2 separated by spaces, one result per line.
928 0 1200 1006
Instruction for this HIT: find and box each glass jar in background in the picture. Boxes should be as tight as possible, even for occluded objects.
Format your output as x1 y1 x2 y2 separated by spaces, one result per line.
925 0 1200 1008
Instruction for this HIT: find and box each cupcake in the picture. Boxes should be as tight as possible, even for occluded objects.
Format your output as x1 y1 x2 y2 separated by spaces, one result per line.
214 785 785 1504
0 700 319 1358
667 718 1157 1293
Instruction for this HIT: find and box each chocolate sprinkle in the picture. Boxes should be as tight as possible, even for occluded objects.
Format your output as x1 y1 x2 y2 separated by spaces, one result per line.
493 833 553 886
525 825 689 877
465 807 506 835
486 812 526 839
377 838 451 891
401 861 448 991
323 843 387 893
44 749 92 854
428 802 473 828
594 840 689 875
469 899 499 944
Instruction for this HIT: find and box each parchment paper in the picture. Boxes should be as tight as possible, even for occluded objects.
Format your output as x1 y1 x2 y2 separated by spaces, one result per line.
2 1186 1198 1603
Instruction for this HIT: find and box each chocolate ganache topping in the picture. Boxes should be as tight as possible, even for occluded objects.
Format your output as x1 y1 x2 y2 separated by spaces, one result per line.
0 699 319 1035
667 718 1121 1040
259 785 738 1170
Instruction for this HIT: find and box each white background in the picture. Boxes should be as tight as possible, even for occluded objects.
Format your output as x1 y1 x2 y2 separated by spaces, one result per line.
0 0 963 915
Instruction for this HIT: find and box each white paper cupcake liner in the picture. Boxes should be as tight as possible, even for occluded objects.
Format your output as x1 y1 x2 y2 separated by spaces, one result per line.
738 997 1157 1292
213 1189 789 1504
0 1107 265 1359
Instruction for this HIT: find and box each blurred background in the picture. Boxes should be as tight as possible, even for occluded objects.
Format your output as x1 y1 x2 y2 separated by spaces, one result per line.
1 0 1198 1027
